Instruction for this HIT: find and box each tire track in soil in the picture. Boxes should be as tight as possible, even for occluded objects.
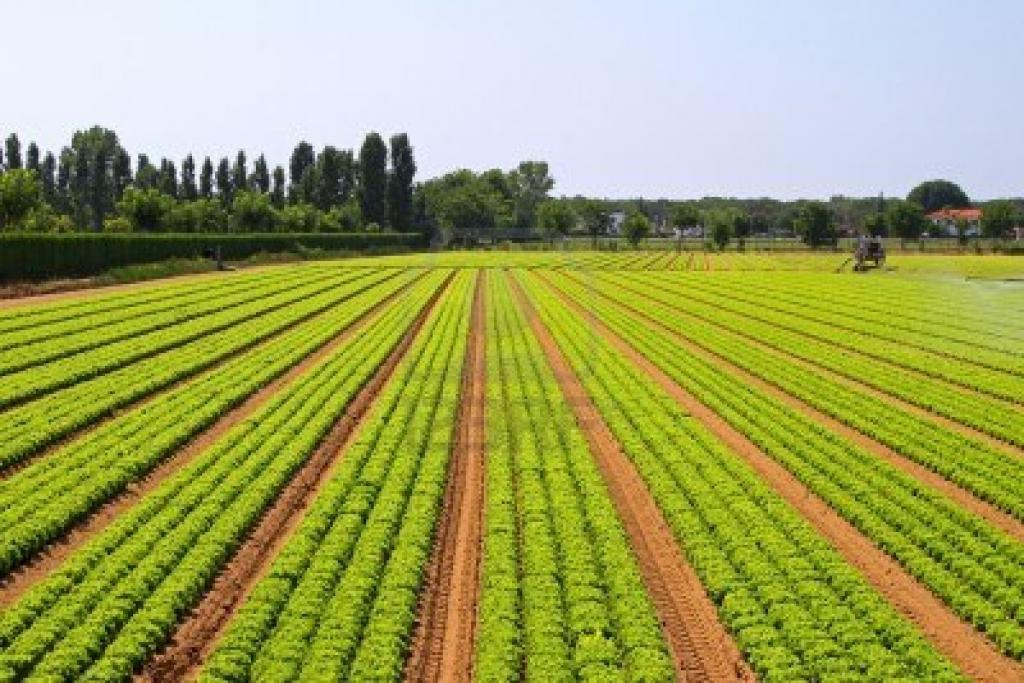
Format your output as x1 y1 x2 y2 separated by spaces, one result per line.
511 274 752 683
0 268 408 481
588 272 1024 460
545 273 1024 542
540 275 1024 683
405 270 486 683
0 272 428 608
137 272 455 683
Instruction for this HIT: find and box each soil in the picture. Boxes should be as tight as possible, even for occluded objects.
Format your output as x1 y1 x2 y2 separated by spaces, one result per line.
0 274 426 608
543 277 1024 683
137 273 453 683
560 275 1024 543
405 271 486 683
511 274 752 683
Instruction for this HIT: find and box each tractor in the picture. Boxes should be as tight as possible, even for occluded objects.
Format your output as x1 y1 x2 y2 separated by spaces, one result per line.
838 236 886 272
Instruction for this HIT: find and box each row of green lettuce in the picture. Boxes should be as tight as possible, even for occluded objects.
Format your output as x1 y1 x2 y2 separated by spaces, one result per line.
607 272 1024 446
0 268 368 408
0 270 445 681
199 270 473 681
542 272 1024 659
474 273 673 681
571 271 1024 523
0 272 425 581
517 271 963 681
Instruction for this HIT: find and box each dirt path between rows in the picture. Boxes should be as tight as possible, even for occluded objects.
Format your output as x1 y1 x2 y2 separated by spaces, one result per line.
549 274 1024 543
511 275 751 683
0 274 428 609
588 273 1024 460
137 273 454 683
541 277 1024 683
405 271 486 683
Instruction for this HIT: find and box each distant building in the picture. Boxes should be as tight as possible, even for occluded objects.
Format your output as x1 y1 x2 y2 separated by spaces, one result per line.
924 208 982 237
608 211 626 235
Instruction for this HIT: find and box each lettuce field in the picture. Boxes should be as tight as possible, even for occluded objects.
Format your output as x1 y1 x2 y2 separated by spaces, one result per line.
0 252 1021 682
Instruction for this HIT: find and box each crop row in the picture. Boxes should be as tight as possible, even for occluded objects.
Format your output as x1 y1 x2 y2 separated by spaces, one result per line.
673 274 1024 374
200 270 474 682
0 265 325 335
474 274 672 681
517 272 962 681
626 272 1024 403
0 270 435 578
542 273 1024 657
0 268 375 408
555 272 1024 522
595 272 1024 446
0 265 335 375
0 268 404 469
0 269 446 682
687 272 1024 356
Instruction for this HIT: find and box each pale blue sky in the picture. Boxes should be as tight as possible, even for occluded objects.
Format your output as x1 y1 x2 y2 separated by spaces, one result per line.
4 1 1022 200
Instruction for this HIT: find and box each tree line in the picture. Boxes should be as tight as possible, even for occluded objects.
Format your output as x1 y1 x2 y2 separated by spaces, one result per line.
0 127 417 235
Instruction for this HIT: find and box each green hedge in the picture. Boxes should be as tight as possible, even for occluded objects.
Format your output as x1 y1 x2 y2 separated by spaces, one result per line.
0 232 424 280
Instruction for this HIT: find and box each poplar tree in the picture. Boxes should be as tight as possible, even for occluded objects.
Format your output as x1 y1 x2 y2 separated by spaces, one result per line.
199 157 214 199
388 133 416 230
251 154 270 194
357 132 388 226
181 154 198 201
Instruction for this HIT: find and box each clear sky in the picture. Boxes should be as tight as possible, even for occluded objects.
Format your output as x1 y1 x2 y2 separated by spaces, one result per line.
5 0 1022 200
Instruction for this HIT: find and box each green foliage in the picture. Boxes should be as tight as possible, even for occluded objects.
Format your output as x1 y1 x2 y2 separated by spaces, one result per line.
510 160 554 227
792 201 835 246
270 165 286 209
535 199 576 237
4 133 22 169
579 199 611 243
0 232 423 279
907 179 970 213
215 157 232 206
278 202 322 233
231 191 278 232
169 198 228 233
863 211 887 237
288 141 315 202
0 169 43 230
181 154 198 201
102 215 133 233
358 132 389 226
388 133 416 231
199 156 214 199
670 203 702 230
885 200 925 239
981 200 1017 238
622 209 651 245
116 187 175 232
706 209 734 249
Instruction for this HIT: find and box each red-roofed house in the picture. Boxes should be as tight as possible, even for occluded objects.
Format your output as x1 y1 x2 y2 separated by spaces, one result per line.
925 208 982 237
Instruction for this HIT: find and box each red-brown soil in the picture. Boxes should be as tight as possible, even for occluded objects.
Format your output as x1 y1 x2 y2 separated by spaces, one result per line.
511 274 752 683
405 270 487 683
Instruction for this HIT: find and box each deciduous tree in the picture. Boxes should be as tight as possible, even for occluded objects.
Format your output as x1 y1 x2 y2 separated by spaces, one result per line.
907 179 970 213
